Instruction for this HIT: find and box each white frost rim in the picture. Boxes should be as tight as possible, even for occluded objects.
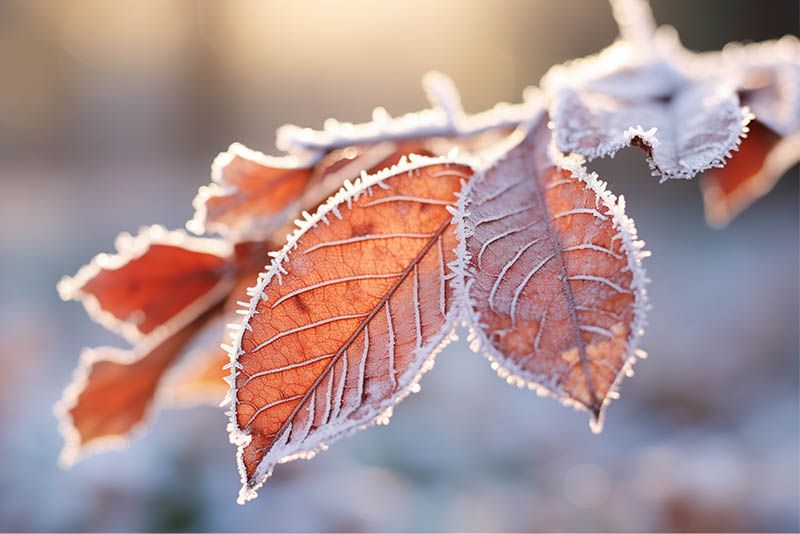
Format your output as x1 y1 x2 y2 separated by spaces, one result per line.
186 142 322 238
276 71 541 153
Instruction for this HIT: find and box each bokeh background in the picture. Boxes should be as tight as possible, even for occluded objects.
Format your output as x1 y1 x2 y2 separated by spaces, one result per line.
1 0 798 531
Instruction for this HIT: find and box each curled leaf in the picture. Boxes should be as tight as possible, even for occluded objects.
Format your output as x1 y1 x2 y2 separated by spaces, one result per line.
187 144 316 239
55 303 224 467
542 29 752 181
227 158 472 504
453 117 648 430
57 226 232 344
56 234 273 462
701 121 800 227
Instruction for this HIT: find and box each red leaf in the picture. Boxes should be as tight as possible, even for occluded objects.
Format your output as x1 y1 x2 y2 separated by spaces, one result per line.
57 226 233 344
188 72 534 242
187 143 314 239
227 158 472 503
453 117 648 430
701 121 799 227
55 304 221 467
160 270 266 407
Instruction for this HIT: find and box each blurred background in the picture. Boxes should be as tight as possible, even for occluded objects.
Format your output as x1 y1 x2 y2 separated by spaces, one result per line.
0 0 797 531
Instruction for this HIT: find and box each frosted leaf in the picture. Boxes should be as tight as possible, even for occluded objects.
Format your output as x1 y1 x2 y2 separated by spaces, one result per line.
55 229 277 463
57 225 233 344
187 144 317 241
553 82 747 181
543 28 751 181
227 157 472 504
451 116 649 430
55 303 223 467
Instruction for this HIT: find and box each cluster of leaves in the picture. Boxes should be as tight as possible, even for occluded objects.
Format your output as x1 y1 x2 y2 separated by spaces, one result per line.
57 0 798 505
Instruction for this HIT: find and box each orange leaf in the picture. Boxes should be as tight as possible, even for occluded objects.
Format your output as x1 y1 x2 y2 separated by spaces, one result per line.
55 304 222 467
160 270 266 407
57 226 233 344
188 72 533 241
299 140 435 213
160 342 230 407
701 121 800 228
187 143 314 239
453 117 648 431
227 158 473 503
56 240 268 463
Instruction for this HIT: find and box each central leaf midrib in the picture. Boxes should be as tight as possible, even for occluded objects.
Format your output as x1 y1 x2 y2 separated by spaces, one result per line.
522 140 602 416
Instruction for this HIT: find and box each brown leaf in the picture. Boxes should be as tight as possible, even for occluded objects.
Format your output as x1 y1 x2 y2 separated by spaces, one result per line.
56 304 222 467
453 117 648 430
295 140 436 223
56 235 272 462
227 158 472 503
187 143 314 239
188 72 533 242
57 226 233 344
160 342 230 407
701 121 799 228
159 270 265 407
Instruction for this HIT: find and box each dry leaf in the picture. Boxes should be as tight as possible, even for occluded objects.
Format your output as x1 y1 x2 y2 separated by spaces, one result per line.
55 304 221 467
453 116 648 430
227 158 472 503
57 226 234 344
544 1 799 224
542 28 751 181
701 121 799 227
56 232 272 463
187 144 315 240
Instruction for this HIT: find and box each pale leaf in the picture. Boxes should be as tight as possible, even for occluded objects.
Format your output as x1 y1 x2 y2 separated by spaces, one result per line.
453 116 648 430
